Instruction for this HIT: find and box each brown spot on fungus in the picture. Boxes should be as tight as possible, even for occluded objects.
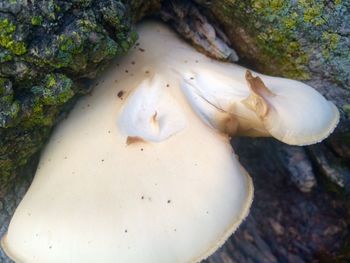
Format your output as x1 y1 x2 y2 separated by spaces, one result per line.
242 70 275 119
126 136 144 145
117 91 124 99
151 111 158 124
216 114 238 136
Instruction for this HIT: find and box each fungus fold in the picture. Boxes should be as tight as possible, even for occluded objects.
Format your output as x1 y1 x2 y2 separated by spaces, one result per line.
2 21 338 263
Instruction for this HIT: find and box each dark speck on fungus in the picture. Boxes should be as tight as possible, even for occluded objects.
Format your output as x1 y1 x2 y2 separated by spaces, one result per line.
117 91 124 99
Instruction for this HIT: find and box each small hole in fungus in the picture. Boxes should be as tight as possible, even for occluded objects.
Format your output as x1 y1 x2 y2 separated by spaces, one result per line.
141 196 144 199
131 61 135 65
140 148 144 151
49 246 52 249
166 84 170 87
125 229 128 233
125 70 129 73
195 60 199 63
190 77 194 80
114 79 118 83
167 200 171 204
145 70 149 74
101 159 104 162
139 48 145 52
108 130 111 134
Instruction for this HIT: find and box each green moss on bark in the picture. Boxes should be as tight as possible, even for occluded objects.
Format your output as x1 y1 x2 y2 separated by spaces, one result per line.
203 0 350 85
0 0 161 194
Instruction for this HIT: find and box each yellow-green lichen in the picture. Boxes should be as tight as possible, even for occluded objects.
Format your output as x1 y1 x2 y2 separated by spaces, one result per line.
298 0 326 26
0 18 27 55
31 16 43 26
41 73 74 105
0 78 20 128
343 104 350 117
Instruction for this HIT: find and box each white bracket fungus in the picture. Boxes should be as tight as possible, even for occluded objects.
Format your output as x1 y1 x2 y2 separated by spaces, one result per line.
2 21 339 263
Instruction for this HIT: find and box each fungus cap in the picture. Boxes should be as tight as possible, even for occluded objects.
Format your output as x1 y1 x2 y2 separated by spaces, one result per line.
2 22 253 263
2 20 339 263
